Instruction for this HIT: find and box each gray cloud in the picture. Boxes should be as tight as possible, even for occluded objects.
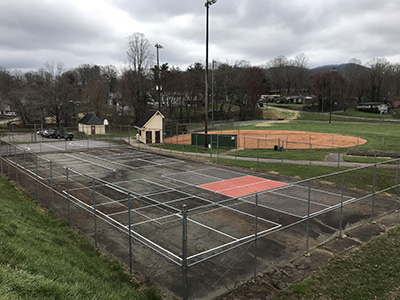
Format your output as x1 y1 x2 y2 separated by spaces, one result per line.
0 0 399 72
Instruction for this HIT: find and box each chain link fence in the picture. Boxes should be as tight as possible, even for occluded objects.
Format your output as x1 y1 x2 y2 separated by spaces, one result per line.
1 131 400 299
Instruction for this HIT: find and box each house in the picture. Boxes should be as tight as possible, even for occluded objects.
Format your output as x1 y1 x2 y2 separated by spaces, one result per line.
356 102 389 114
78 113 106 135
135 110 164 144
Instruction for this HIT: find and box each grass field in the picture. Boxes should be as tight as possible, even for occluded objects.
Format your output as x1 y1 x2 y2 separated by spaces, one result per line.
157 110 400 164
0 176 160 300
271 224 400 300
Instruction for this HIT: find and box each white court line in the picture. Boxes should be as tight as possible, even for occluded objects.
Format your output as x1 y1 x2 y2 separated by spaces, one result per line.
65 154 116 171
162 170 223 187
276 184 353 199
103 176 282 237
40 143 67 151
62 190 181 261
196 167 247 178
79 152 160 170
141 177 283 227
187 222 282 261
7 160 44 180
81 152 182 170
189 218 239 240
267 190 331 208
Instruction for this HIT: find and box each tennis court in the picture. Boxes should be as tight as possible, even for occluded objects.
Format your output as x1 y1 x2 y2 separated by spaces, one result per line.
3 140 398 299
17 145 355 263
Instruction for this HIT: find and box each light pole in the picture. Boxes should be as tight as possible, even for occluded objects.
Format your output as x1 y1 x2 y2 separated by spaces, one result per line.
204 0 217 148
211 60 216 123
155 43 163 112
329 67 337 124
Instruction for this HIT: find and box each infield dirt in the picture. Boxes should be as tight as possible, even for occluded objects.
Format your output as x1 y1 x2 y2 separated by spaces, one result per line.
164 130 367 149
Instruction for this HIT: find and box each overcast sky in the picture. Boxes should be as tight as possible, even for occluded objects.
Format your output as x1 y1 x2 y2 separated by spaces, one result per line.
1 0 399 72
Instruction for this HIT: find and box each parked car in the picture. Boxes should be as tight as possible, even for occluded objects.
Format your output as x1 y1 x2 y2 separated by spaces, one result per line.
53 130 74 140
42 129 55 138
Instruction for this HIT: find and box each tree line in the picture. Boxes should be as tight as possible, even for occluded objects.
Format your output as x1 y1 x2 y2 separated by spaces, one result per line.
1 32 399 126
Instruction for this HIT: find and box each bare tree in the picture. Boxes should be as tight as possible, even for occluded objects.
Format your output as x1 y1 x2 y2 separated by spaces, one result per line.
127 33 154 74
367 58 390 102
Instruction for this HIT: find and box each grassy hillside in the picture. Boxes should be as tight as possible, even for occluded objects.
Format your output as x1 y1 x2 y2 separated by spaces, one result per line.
272 224 400 300
0 176 160 300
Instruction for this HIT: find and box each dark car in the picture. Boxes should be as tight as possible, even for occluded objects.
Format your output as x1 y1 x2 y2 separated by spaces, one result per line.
42 129 55 138
53 130 74 140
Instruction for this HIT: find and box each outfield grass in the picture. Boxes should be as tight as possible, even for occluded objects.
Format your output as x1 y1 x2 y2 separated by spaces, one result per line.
271 224 400 300
161 114 400 163
243 119 400 153
0 176 160 300
230 148 331 161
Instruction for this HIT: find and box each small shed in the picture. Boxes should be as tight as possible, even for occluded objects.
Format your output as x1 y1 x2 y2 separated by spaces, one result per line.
135 110 164 144
78 113 106 135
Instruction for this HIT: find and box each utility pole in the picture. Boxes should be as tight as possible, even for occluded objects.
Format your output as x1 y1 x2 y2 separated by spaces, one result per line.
204 0 217 148
155 43 163 112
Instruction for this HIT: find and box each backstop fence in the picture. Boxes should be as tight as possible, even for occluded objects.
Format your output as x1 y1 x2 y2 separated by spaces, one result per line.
1 137 400 299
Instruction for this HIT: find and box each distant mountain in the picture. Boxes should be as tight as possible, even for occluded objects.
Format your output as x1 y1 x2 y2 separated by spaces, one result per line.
310 63 369 74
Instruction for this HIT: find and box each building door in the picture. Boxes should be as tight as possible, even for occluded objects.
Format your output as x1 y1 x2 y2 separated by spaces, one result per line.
146 131 152 144
155 131 161 143
91 126 95 135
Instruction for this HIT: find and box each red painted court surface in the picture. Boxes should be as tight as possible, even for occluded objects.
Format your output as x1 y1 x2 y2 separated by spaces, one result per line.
199 176 287 198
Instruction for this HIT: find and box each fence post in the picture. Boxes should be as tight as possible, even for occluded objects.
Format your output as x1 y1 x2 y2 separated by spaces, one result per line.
128 192 133 274
34 123 37 143
257 139 259 171
176 124 178 144
371 164 377 220
7 144 10 178
308 144 313 178
395 160 399 211
14 145 18 184
0 141 2 174
24 150 27 189
195 133 198 157
339 173 345 238
170 130 173 153
280 144 284 175
235 136 237 166
182 205 188 300
182 133 184 154
35 155 39 200
217 134 219 164
109 125 112 148
265 134 267 149
254 193 259 280
305 179 311 255
93 178 98 248
50 161 54 213
66 167 71 225
209 135 212 160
